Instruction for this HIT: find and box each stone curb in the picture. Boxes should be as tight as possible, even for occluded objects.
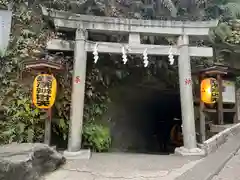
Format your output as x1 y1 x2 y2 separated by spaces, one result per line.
175 132 240 180
201 123 240 155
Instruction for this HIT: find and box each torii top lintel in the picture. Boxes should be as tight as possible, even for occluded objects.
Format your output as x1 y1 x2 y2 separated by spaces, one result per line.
42 7 218 36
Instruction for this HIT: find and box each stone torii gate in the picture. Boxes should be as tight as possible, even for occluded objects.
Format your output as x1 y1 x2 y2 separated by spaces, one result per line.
43 8 218 156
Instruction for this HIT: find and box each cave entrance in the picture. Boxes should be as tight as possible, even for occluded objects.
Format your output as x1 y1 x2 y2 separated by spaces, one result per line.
110 86 182 154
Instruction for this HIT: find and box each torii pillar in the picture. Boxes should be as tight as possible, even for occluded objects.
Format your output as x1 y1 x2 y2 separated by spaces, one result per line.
175 35 205 156
63 29 91 159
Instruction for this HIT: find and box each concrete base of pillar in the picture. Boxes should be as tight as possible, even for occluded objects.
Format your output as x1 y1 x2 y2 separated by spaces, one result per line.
63 149 91 160
175 146 206 156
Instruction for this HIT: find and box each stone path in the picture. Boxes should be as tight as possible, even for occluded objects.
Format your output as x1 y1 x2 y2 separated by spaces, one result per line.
44 153 202 180
212 149 240 180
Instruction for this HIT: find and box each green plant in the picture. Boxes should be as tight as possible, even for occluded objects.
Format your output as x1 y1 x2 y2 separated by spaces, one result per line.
0 88 45 143
82 122 111 152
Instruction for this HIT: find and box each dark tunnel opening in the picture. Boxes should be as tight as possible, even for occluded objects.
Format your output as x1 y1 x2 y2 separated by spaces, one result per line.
146 92 182 154
109 87 183 155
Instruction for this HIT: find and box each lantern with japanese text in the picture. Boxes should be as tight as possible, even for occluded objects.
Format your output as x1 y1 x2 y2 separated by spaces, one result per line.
32 74 57 109
200 78 219 104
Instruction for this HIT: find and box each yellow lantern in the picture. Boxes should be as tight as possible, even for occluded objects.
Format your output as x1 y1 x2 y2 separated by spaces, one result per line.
200 78 219 104
32 74 57 109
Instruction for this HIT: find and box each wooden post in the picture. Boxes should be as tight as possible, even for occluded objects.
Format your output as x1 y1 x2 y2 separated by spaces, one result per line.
234 80 239 123
217 74 224 125
67 28 88 152
236 89 240 123
44 108 52 145
199 74 206 143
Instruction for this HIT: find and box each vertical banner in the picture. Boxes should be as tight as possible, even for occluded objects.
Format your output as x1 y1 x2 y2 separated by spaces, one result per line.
0 10 12 54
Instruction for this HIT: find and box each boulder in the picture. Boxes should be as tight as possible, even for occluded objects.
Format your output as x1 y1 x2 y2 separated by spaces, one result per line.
0 143 65 180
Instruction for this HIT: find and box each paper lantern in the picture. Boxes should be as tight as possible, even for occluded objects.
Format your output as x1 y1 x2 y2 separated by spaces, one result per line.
32 74 57 109
200 78 219 104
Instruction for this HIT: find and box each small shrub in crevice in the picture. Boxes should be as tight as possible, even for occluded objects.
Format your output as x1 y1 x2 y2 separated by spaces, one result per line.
82 123 111 152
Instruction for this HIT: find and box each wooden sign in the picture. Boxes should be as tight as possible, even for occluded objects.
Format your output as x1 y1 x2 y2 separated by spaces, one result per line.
222 80 236 103
200 78 219 104
32 74 57 109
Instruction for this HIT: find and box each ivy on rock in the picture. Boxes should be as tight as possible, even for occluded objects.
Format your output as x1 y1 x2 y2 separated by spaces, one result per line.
0 0 111 152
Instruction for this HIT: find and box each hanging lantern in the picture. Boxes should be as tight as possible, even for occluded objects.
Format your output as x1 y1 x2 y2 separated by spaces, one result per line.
32 74 57 109
200 78 219 104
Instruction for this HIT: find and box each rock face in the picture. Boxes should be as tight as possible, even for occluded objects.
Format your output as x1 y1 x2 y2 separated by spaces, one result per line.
0 143 65 180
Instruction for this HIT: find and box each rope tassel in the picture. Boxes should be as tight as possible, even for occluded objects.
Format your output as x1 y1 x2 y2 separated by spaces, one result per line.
143 48 149 67
122 47 127 64
93 43 99 63
168 46 174 65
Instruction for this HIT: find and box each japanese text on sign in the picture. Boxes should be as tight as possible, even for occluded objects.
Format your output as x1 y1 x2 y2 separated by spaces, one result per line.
222 80 235 103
